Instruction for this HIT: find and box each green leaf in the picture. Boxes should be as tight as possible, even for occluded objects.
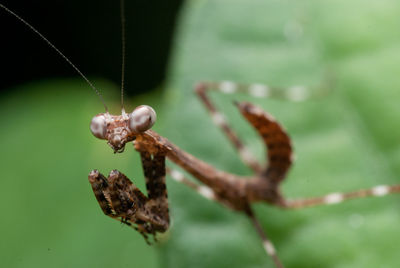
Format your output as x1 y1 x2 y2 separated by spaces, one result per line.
160 0 400 267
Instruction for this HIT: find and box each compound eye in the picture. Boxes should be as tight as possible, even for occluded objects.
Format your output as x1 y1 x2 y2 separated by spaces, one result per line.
90 114 107 139
129 105 157 133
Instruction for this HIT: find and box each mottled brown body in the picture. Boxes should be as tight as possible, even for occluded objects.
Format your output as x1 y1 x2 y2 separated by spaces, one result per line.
88 82 400 268
88 98 292 235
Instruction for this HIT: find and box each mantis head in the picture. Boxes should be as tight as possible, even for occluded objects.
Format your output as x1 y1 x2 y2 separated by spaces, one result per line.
90 105 157 153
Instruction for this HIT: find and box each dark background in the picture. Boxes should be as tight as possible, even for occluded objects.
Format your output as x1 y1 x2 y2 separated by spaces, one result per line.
0 0 183 96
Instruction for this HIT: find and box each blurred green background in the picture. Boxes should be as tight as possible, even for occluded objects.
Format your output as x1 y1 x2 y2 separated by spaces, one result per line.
1 0 400 267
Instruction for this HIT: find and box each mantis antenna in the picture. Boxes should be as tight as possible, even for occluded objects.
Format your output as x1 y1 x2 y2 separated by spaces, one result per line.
0 3 109 112
120 0 126 112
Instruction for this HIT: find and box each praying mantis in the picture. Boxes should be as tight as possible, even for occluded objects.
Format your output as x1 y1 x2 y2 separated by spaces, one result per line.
2 1 400 267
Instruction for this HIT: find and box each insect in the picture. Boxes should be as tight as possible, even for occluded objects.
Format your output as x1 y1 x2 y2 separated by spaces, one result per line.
2 2 400 268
